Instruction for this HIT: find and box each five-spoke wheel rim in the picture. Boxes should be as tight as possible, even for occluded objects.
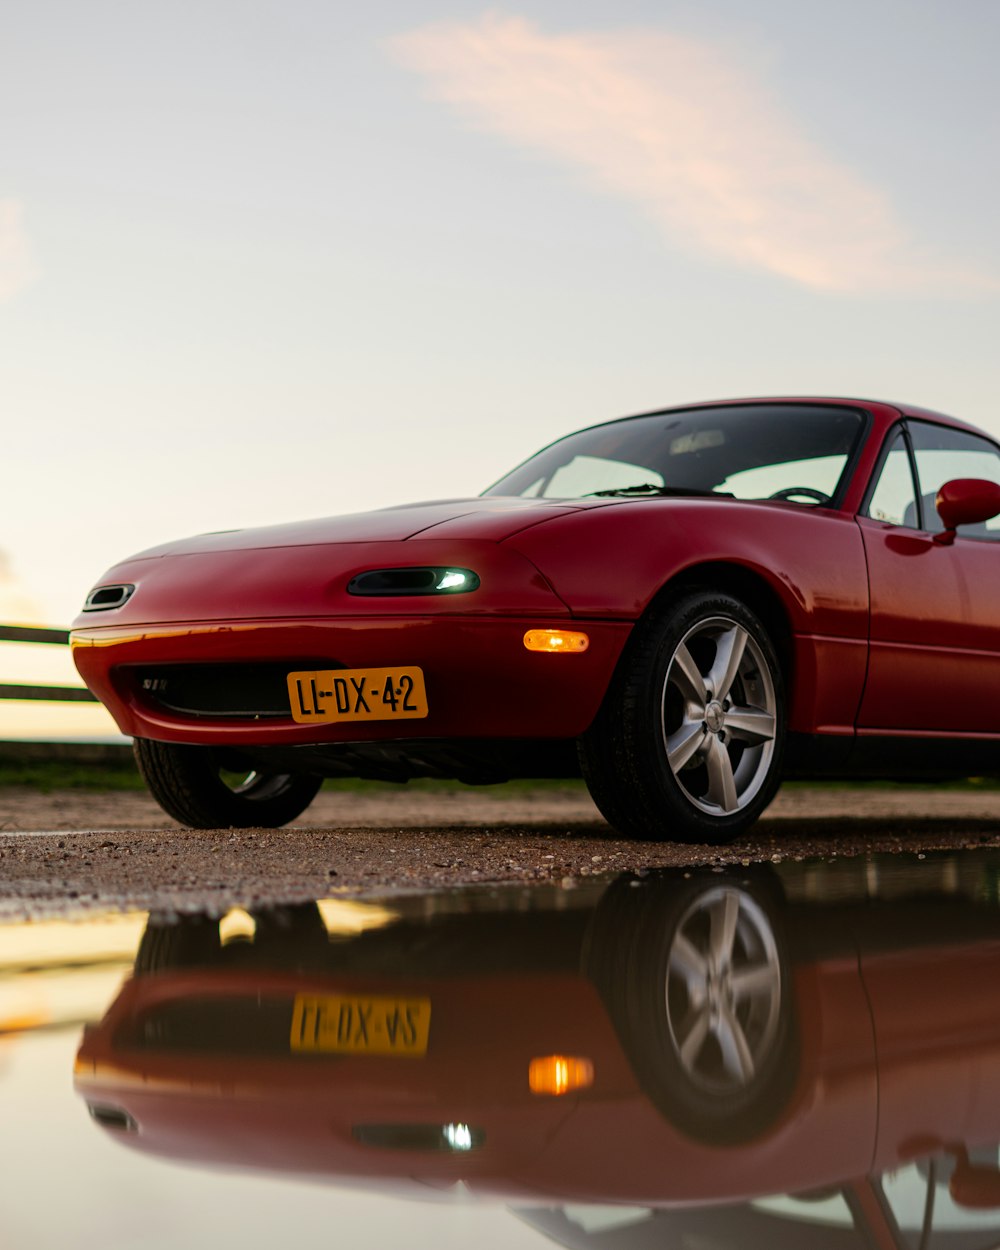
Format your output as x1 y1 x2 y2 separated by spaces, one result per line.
664 886 782 1096
660 615 777 817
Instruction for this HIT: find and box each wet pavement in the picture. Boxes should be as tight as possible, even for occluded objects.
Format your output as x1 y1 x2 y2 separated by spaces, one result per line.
5 846 1000 1247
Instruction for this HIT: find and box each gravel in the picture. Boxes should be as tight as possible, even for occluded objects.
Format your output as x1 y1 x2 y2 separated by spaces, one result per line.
1 782 999 920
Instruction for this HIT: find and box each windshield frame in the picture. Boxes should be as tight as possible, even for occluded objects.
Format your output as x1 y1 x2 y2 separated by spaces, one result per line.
482 401 873 510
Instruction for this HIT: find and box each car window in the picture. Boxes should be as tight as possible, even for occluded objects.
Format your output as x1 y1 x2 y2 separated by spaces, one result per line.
542 456 664 497
485 404 866 503
909 421 1000 537
866 431 919 526
723 454 847 502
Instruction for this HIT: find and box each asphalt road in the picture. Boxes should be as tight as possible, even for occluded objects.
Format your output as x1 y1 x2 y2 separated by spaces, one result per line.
1 782 1000 919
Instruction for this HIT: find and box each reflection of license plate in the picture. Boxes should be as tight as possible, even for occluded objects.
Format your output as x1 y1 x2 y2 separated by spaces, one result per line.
290 994 431 1056
287 667 428 724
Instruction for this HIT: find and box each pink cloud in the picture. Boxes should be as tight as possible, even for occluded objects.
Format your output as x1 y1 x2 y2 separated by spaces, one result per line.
391 15 988 293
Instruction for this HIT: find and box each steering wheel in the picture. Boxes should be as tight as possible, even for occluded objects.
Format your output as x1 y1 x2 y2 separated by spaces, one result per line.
768 486 831 505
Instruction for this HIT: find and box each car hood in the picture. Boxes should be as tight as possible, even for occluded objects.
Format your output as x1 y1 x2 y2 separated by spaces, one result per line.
131 497 587 558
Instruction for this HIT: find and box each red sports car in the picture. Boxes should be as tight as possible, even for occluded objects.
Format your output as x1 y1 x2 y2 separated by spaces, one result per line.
70 397 1000 841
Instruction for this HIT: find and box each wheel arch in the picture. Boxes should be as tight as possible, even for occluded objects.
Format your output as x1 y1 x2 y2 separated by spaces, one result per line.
643 560 795 691
578 561 791 842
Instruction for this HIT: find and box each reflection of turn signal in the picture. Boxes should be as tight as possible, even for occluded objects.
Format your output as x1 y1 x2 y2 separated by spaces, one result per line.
523 629 590 654
529 1055 595 1096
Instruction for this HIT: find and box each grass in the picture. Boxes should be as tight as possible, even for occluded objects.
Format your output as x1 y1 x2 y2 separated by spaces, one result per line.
0 759 149 791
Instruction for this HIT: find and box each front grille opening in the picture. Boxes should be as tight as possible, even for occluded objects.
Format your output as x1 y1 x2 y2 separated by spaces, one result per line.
129 661 336 719
118 998 296 1056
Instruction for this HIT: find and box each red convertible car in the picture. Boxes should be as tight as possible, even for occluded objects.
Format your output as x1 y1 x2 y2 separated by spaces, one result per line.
71 397 1000 841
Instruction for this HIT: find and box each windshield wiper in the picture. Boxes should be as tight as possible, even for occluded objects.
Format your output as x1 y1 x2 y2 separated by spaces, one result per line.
585 483 732 498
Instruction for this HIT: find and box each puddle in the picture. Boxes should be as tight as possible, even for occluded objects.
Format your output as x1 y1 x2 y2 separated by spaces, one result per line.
4 853 1000 1247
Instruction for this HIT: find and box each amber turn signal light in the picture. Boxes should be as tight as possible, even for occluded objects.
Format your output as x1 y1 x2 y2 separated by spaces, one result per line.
523 629 590 654
528 1055 595 1096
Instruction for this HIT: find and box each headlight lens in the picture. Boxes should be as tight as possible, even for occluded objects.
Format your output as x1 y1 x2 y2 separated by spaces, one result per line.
347 568 480 596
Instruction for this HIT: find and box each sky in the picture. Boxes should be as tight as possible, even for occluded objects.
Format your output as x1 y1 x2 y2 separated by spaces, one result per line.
2 1 999 727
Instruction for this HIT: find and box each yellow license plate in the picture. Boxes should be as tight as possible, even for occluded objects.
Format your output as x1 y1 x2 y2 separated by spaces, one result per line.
287 667 428 724
290 994 431 1056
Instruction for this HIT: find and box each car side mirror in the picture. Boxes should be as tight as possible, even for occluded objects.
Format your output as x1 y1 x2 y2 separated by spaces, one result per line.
933 478 1000 545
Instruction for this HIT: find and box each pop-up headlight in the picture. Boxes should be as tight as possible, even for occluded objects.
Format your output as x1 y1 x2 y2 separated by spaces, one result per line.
348 568 481 596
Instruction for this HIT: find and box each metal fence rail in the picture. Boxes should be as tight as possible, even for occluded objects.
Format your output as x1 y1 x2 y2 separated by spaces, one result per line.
0 623 98 703
0 625 69 645
0 621 128 761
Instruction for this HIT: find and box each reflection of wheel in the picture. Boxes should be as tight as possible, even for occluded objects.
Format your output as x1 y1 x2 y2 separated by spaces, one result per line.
134 903 328 975
251 903 328 962
134 739 322 828
134 915 221 975
580 589 784 843
587 873 796 1143
767 486 830 504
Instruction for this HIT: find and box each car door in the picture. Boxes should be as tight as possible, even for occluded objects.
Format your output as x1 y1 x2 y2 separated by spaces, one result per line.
856 420 1000 734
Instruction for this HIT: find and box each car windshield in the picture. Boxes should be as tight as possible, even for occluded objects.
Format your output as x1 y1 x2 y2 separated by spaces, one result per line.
484 404 866 504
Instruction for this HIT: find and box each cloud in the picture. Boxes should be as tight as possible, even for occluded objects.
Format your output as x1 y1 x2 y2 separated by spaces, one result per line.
0 550 45 624
391 15 987 293
0 200 38 303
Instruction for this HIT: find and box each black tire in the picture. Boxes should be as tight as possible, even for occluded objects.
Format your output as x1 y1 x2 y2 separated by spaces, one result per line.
133 738 322 829
585 872 797 1144
134 914 222 975
250 903 329 962
580 588 784 843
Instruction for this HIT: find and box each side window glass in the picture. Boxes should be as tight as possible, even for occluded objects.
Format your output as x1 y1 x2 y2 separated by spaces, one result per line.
867 432 918 527
909 421 1000 537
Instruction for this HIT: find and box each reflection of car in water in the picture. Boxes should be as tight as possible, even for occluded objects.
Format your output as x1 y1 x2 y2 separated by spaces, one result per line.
517 1173 1000 1250
74 857 1000 1246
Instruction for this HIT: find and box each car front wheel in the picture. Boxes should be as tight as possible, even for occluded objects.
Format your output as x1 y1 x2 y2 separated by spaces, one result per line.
133 739 323 829
580 589 784 843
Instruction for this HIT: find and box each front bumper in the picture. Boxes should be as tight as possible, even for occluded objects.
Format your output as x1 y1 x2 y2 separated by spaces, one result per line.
71 615 631 748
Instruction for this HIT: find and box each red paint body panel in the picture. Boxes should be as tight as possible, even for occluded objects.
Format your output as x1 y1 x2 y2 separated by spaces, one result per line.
865 939 1000 1170
789 634 869 736
72 616 630 743
82 540 572 626
70 396 1000 766
858 519 1000 731
507 500 870 632
131 498 587 557
508 502 872 735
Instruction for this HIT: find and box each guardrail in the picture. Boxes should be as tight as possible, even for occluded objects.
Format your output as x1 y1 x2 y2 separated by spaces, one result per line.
0 623 131 762
0 624 98 704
